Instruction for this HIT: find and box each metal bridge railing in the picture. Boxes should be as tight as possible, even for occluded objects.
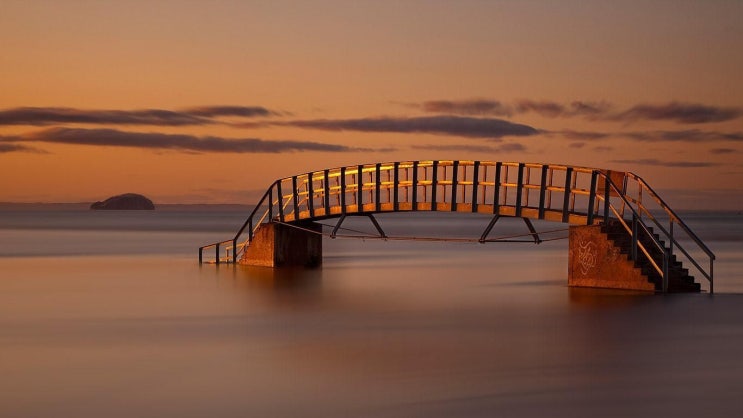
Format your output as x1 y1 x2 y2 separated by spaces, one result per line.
198 160 714 293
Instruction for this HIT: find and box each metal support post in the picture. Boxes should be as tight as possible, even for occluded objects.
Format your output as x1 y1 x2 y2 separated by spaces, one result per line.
331 214 347 238
367 214 387 238
480 215 500 242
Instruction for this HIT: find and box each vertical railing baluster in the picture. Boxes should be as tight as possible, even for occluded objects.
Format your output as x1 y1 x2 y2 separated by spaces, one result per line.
461 161 467 203
277 180 284 222
663 248 670 293
375 163 382 212
603 172 611 223
515 163 524 217
292 176 299 218
357 165 364 212
710 259 714 294
493 162 501 214
340 167 346 214
451 160 459 211
669 221 674 259
472 161 480 213
538 164 547 219
393 162 399 211
587 171 598 225
562 167 573 223
268 187 273 221
412 161 419 211
431 161 438 211
632 213 638 261
570 170 577 212
307 173 315 218
546 167 553 210
324 169 330 215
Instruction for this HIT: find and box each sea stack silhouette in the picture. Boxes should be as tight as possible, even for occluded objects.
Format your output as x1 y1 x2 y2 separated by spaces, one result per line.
90 193 155 210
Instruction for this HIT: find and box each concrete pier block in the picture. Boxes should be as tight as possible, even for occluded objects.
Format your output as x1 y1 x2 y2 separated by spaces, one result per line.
240 222 322 267
568 224 655 292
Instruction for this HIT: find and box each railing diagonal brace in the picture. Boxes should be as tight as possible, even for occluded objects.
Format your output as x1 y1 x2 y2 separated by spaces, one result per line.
331 214 347 239
480 215 500 243
522 218 542 244
367 214 387 239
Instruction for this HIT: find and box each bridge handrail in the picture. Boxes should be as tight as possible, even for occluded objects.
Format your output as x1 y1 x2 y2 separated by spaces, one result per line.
602 193 666 279
198 161 715 292
596 172 672 290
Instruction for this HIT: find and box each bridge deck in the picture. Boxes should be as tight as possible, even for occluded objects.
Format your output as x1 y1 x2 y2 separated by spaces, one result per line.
284 203 589 225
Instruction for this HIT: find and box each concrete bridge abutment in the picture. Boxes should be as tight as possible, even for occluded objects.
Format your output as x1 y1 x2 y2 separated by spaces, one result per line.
240 222 322 268
568 224 655 292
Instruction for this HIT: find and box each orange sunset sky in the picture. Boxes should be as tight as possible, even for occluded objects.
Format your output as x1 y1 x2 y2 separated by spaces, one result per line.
1 1 742 209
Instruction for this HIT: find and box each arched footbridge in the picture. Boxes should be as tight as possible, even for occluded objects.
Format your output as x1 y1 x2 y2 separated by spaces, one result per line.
200 161 715 293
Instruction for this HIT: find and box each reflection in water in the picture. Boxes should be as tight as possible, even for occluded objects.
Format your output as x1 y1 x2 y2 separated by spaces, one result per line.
568 286 654 310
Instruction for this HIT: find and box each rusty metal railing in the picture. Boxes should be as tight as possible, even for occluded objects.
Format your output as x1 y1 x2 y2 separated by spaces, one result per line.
198 160 714 293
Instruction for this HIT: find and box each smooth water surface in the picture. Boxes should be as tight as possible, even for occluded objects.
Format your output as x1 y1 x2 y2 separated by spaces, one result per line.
1 209 742 417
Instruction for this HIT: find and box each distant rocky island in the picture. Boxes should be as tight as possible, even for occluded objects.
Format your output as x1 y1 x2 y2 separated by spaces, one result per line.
90 193 155 210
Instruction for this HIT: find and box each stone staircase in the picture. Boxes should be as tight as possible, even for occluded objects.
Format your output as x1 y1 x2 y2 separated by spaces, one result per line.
601 220 701 293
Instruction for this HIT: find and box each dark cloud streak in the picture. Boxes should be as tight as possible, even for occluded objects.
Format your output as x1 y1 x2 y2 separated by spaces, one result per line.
623 129 743 142
0 142 46 154
609 158 720 168
412 98 740 124
410 143 526 153
710 148 738 154
184 106 280 118
4 127 372 154
420 99 512 116
0 106 280 127
614 102 741 124
279 116 539 139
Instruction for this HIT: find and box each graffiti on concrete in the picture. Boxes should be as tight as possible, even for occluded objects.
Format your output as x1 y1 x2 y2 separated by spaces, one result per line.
577 240 598 275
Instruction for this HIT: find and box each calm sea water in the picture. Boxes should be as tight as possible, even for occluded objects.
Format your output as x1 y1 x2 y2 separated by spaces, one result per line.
1 208 742 417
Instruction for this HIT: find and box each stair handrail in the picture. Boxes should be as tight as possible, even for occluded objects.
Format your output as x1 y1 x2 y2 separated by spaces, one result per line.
597 171 714 292
595 171 670 289
627 172 716 261
631 173 714 291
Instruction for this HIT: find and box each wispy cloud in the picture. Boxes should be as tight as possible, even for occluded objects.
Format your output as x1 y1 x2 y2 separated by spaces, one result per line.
593 146 614 152
183 106 282 118
0 142 47 154
410 143 526 153
410 99 741 124
554 128 743 143
710 148 739 154
0 106 280 127
614 102 741 124
622 129 743 142
515 100 611 118
417 99 512 116
609 158 720 168
2 127 378 153
555 129 612 140
278 116 539 139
